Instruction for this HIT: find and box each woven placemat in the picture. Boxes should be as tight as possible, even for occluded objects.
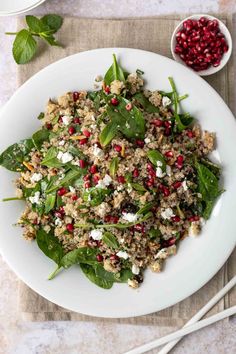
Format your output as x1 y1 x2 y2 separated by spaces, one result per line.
17 15 236 324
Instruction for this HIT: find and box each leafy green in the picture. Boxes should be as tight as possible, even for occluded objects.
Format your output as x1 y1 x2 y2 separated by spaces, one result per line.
100 121 118 146
102 232 119 249
133 92 159 113
37 112 45 120
195 162 221 201
96 211 153 229
0 139 34 172
47 169 84 193
32 129 50 149
136 202 155 215
12 29 37 64
82 187 111 207
147 150 166 172
148 227 161 239
26 15 47 33
80 263 114 289
129 183 147 193
67 146 85 159
114 268 133 282
60 247 99 268
200 158 221 179
109 157 119 177
44 192 56 214
36 229 64 265
41 147 63 168
104 54 125 86
41 14 63 33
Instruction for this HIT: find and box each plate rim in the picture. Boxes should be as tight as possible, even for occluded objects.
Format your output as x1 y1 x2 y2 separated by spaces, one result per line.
0 0 46 16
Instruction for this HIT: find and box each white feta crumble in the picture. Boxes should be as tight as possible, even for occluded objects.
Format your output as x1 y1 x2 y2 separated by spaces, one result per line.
69 186 76 193
58 140 65 146
166 165 172 176
182 179 188 191
30 173 43 183
90 124 97 130
90 229 103 241
161 208 174 220
93 144 104 158
156 167 166 178
157 161 163 167
132 264 140 275
162 96 172 107
55 218 62 227
62 115 72 125
120 238 125 244
29 191 41 205
144 137 151 144
57 151 73 163
117 185 124 191
96 174 112 189
122 212 138 222
116 251 129 259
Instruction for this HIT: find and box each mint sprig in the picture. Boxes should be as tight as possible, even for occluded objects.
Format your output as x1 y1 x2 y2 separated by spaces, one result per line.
6 14 63 64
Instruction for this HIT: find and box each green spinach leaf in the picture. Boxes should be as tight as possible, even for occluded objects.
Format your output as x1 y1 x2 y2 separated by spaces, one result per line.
41 146 63 168
102 232 119 249
44 192 56 214
61 247 99 268
0 139 34 172
100 121 118 146
104 54 125 86
109 157 119 177
47 169 84 193
147 150 166 172
195 162 221 201
133 92 159 113
80 263 113 289
32 129 50 149
82 187 111 207
36 229 64 265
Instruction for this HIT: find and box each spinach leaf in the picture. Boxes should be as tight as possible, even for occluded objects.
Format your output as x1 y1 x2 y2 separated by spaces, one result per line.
67 145 86 159
61 247 99 268
80 263 113 289
88 91 105 111
83 187 111 207
37 112 44 120
100 121 118 146
200 158 221 179
32 129 50 149
104 54 125 86
202 200 214 219
114 268 133 283
102 232 119 249
133 92 159 113
109 157 119 177
44 192 56 214
129 183 147 193
147 150 166 172
41 146 63 168
0 139 34 172
195 162 221 201
136 202 155 215
148 227 161 239
36 229 64 265
47 169 84 193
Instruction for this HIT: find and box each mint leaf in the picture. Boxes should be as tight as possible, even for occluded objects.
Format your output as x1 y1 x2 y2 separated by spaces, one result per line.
40 33 61 47
26 15 48 33
13 29 37 64
41 14 63 33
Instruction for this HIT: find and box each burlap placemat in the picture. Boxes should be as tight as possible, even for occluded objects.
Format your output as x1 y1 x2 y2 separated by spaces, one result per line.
17 15 236 324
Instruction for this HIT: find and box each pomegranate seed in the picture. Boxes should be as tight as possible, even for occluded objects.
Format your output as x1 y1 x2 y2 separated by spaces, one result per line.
58 116 63 124
79 138 88 145
146 179 154 187
147 163 153 171
134 223 145 233
114 144 122 152
176 155 184 169
188 215 200 222
117 176 125 184
164 121 171 128
96 254 103 262
89 165 97 174
68 126 76 135
133 168 139 177
73 117 81 124
164 127 171 136
111 97 119 106
46 123 52 130
186 130 195 138
173 181 182 189
165 150 173 158
83 174 90 181
93 174 100 184
148 168 156 177
84 181 91 189
172 216 181 223
79 159 86 168
110 254 119 261
73 92 80 102
136 139 145 148
54 211 63 219
104 215 111 222
104 86 110 94
152 119 163 127
126 103 132 111
163 187 170 197
57 187 67 196
167 237 176 246
32 218 38 225
71 195 78 201
83 130 91 138
110 216 119 224
66 223 74 233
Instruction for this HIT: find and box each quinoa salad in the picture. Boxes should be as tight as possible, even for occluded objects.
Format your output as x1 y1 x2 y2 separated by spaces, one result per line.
0 55 223 289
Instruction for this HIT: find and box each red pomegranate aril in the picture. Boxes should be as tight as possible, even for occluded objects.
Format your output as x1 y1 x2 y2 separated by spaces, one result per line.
96 254 103 262
136 139 145 148
134 223 145 233
79 138 88 145
57 187 67 196
58 115 63 124
54 211 63 219
213 60 221 67
164 121 171 128
110 254 119 261
146 179 154 187
90 165 97 174
93 174 100 184
46 123 52 130
126 103 132 111
84 181 91 189
114 144 122 152
175 45 183 54
167 237 176 246
104 85 110 94
176 155 184 169
73 92 80 102
223 45 229 53
152 119 163 127
133 168 139 178
111 97 119 106
110 216 119 224
186 130 195 138
71 194 78 201
173 181 182 189
79 159 86 168
188 215 200 222
83 174 90 181
104 215 111 222
164 127 171 136
68 126 76 135
83 129 91 138
149 168 156 177
117 175 126 184
147 163 153 171
172 215 181 223
165 150 173 158
73 117 81 124
66 223 74 233
163 187 170 197
181 32 187 40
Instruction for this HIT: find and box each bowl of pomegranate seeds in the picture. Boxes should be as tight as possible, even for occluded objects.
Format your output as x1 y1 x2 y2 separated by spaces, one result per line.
171 14 232 76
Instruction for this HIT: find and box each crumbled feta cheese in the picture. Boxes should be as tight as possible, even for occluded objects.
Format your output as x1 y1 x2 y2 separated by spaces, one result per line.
55 218 62 227
90 229 103 240
62 115 72 125
58 140 65 146
157 161 163 167
166 165 172 176
132 264 140 275
120 238 125 244
122 212 138 222
69 186 76 193
93 144 104 158
116 251 129 259
161 208 174 220
90 124 97 130
117 185 124 191
30 173 43 183
156 167 166 178
57 151 73 163
182 179 188 191
96 174 112 189
29 191 41 205
162 96 172 107
144 137 151 143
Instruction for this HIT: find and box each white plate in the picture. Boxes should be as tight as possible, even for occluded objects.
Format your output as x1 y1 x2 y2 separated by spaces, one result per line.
0 48 235 318
0 0 46 16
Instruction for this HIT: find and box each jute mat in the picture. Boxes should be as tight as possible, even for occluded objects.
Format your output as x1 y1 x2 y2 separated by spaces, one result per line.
17 15 236 324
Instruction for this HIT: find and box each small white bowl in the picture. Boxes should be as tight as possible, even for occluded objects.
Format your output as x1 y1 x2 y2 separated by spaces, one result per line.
171 14 232 76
